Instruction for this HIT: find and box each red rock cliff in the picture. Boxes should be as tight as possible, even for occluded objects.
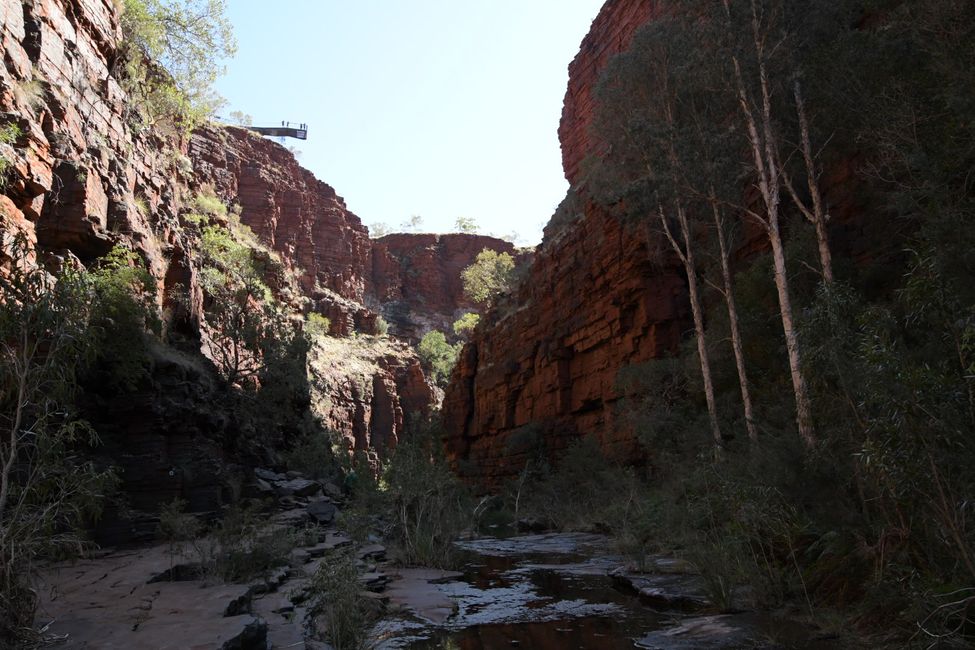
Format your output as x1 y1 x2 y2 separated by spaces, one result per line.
190 126 371 305
370 233 517 340
443 0 679 489
559 0 661 185
443 0 876 490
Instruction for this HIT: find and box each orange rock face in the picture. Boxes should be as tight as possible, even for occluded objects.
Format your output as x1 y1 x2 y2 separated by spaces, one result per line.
442 200 688 489
559 0 661 185
370 233 517 340
190 127 372 305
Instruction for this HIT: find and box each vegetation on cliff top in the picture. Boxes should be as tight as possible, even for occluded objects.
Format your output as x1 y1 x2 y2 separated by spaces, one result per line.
118 0 236 132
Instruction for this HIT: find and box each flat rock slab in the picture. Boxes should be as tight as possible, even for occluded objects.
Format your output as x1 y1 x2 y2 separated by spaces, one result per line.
303 532 352 557
454 532 610 558
306 500 337 524
612 570 710 611
635 615 764 649
356 543 386 561
47 615 267 649
385 568 464 625
36 544 268 649
275 478 321 498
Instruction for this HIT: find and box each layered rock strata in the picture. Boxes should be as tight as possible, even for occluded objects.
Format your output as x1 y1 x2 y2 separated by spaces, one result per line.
370 233 516 340
443 0 879 489
0 0 481 534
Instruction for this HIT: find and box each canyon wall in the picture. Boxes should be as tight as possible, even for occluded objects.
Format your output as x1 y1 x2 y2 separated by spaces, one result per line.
443 0 677 489
443 0 882 490
370 233 516 341
0 0 483 535
558 0 662 185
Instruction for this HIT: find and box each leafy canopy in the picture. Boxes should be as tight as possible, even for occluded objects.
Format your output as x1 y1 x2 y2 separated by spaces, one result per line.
452 312 480 337
120 0 237 130
461 249 515 306
417 330 460 387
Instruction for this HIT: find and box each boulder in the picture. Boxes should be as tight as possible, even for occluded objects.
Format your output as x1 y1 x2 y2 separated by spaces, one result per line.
275 478 322 498
306 500 338 525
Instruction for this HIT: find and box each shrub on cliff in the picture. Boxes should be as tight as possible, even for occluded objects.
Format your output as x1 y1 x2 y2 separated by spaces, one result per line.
118 0 236 132
452 312 480 338
86 245 158 390
461 249 515 307
305 312 332 338
417 330 460 387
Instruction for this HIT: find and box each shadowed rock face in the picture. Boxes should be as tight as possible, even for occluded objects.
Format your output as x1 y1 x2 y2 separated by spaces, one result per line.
558 0 661 186
442 200 688 489
443 0 887 490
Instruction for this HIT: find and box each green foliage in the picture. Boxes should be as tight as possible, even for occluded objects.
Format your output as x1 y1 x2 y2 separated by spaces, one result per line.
375 315 389 336
461 248 515 307
284 431 340 480
305 312 331 338
197 219 277 385
0 123 22 189
118 0 236 132
0 123 20 145
380 424 472 568
193 184 228 218
0 232 117 646
452 312 479 337
454 216 478 233
87 245 157 390
309 549 377 650
417 330 460 388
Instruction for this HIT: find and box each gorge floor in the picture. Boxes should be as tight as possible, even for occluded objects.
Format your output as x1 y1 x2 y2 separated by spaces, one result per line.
35 476 840 649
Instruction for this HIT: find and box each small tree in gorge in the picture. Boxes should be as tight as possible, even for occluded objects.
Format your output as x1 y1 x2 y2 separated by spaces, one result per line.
0 233 116 645
417 331 460 387
462 249 515 307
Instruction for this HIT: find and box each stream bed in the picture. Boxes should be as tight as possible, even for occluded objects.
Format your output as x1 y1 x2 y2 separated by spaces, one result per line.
371 533 837 650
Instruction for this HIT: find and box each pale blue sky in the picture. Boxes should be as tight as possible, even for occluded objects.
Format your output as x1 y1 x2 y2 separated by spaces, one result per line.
215 1 605 245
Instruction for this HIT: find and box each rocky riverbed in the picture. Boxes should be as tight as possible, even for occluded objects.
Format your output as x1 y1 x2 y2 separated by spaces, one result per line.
34 470 841 649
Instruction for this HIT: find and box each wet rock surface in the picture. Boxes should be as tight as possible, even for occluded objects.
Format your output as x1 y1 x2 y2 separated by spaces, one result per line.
372 533 834 649
37 499 835 650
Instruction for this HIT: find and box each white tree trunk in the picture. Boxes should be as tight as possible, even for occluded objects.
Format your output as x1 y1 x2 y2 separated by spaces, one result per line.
712 201 759 444
725 0 817 448
659 206 724 452
769 222 817 448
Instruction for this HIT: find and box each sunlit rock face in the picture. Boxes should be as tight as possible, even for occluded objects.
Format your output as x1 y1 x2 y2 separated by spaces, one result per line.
190 125 372 305
370 232 517 341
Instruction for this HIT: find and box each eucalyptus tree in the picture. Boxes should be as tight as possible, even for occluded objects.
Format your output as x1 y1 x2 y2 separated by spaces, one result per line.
589 17 726 452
